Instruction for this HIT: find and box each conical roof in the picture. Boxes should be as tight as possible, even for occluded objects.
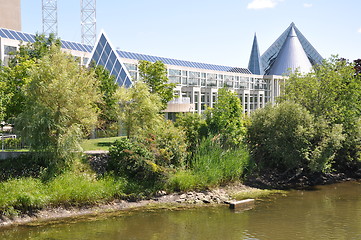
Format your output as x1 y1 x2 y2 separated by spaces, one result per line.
248 33 263 75
267 26 312 75
261 23 323 75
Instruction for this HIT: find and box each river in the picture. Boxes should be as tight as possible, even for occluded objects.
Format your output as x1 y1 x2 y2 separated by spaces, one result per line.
1 181 361 240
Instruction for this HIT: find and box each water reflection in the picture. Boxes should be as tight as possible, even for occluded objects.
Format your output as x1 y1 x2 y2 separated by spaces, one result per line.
1 181 361 240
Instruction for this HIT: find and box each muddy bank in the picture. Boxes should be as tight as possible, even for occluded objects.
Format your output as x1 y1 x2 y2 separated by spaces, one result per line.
0 183 256 228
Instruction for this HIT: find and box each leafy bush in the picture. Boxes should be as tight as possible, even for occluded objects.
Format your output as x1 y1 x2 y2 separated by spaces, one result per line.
1 137 23 149
140 120 188 168
175 113 207 163
247 102 344 172
108 138 165 182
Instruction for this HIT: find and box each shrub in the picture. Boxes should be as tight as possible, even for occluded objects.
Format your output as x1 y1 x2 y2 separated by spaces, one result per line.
247 102 344 172
140 120 188 168
108 138 165 182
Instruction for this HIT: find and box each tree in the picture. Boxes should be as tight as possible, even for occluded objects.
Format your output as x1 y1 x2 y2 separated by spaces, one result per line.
90 63 119 134
247 102 344 172
354 59 361 75
175 113 207 163
16 47 100 170
117 82 163 138
280 56 361 127
206 88 246 148
138 60 176 109
279 56 361 167
2 34 61 122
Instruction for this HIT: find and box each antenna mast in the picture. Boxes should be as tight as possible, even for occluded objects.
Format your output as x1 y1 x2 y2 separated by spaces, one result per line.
42 0 58 36
81 0 97 46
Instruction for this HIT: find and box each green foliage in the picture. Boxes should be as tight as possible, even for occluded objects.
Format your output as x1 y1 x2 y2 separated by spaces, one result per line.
0 178 48 215
192 137 250 184
166 171 200 192
90 63 119 132
0 137 22 149
175 113 207 162
280 56 361 166
47 171 124 205
140 120 188 168
206 88 246 148
247 102 344 172
109 138 165 182
1 34 61 122
15 48 100 171
138 60 176 109
0 172 126 215
167 137 250 191
11 33 61 63
280 56 361 127
0 58 36 121
117 82 163 138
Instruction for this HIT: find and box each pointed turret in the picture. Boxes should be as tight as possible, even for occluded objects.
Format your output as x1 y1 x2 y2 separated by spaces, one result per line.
267 26 312 75
248 33 263 75
261 23 323 74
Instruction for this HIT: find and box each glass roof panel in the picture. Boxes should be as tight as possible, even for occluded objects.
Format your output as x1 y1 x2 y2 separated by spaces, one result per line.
0 29 7 38
1 29 16 39
8 30 22 41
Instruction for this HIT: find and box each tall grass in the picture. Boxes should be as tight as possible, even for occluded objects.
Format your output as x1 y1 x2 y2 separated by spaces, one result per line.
0 172 126 216
167 137 250 191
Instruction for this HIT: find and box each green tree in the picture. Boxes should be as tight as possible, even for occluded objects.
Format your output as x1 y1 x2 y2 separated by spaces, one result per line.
117 82 163 138
279 56 361 166
16 47 100 170
90 63 119 135
138 60 176 109
280 56 361 127
206 88 246 148
175 113 207 163
247 102 344 173
10 33 61 64
2 34 61 122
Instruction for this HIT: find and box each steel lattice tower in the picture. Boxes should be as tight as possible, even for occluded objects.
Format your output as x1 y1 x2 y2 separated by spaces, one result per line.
42 0 58 36
81 0 96 46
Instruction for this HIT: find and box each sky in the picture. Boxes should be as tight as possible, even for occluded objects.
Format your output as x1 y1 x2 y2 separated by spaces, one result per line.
21 0 360 68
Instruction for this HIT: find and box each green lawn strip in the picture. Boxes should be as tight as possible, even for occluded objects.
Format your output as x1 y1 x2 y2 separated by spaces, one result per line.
231 189 287 200
80 137 124 151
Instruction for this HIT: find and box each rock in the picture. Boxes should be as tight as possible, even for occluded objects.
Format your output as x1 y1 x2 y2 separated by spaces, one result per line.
179 194 187 199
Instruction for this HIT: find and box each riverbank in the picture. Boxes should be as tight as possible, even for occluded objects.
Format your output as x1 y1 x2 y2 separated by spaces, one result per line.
0 183 275 228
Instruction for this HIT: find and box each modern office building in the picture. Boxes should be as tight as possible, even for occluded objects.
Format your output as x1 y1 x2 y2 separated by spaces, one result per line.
0 0 21 31
0 22 322 116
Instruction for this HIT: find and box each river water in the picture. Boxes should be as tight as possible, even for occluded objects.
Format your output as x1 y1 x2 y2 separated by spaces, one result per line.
1 181 361 240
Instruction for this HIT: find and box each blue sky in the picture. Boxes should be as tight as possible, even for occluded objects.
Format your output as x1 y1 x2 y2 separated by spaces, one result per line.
21 0 360 68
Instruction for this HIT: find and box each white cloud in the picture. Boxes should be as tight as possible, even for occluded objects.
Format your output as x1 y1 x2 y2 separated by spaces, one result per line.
358 28 361 33
303 3 313 8
247 0 279 10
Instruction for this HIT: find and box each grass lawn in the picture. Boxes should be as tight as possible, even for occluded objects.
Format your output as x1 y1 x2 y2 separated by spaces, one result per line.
81 136 124 151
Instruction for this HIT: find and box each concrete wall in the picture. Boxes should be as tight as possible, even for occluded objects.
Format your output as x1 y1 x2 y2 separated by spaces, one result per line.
0 151 30 160
0 0 21 31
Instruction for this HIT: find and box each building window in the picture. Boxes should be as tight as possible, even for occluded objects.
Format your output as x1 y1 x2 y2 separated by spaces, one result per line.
4 45 17 55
